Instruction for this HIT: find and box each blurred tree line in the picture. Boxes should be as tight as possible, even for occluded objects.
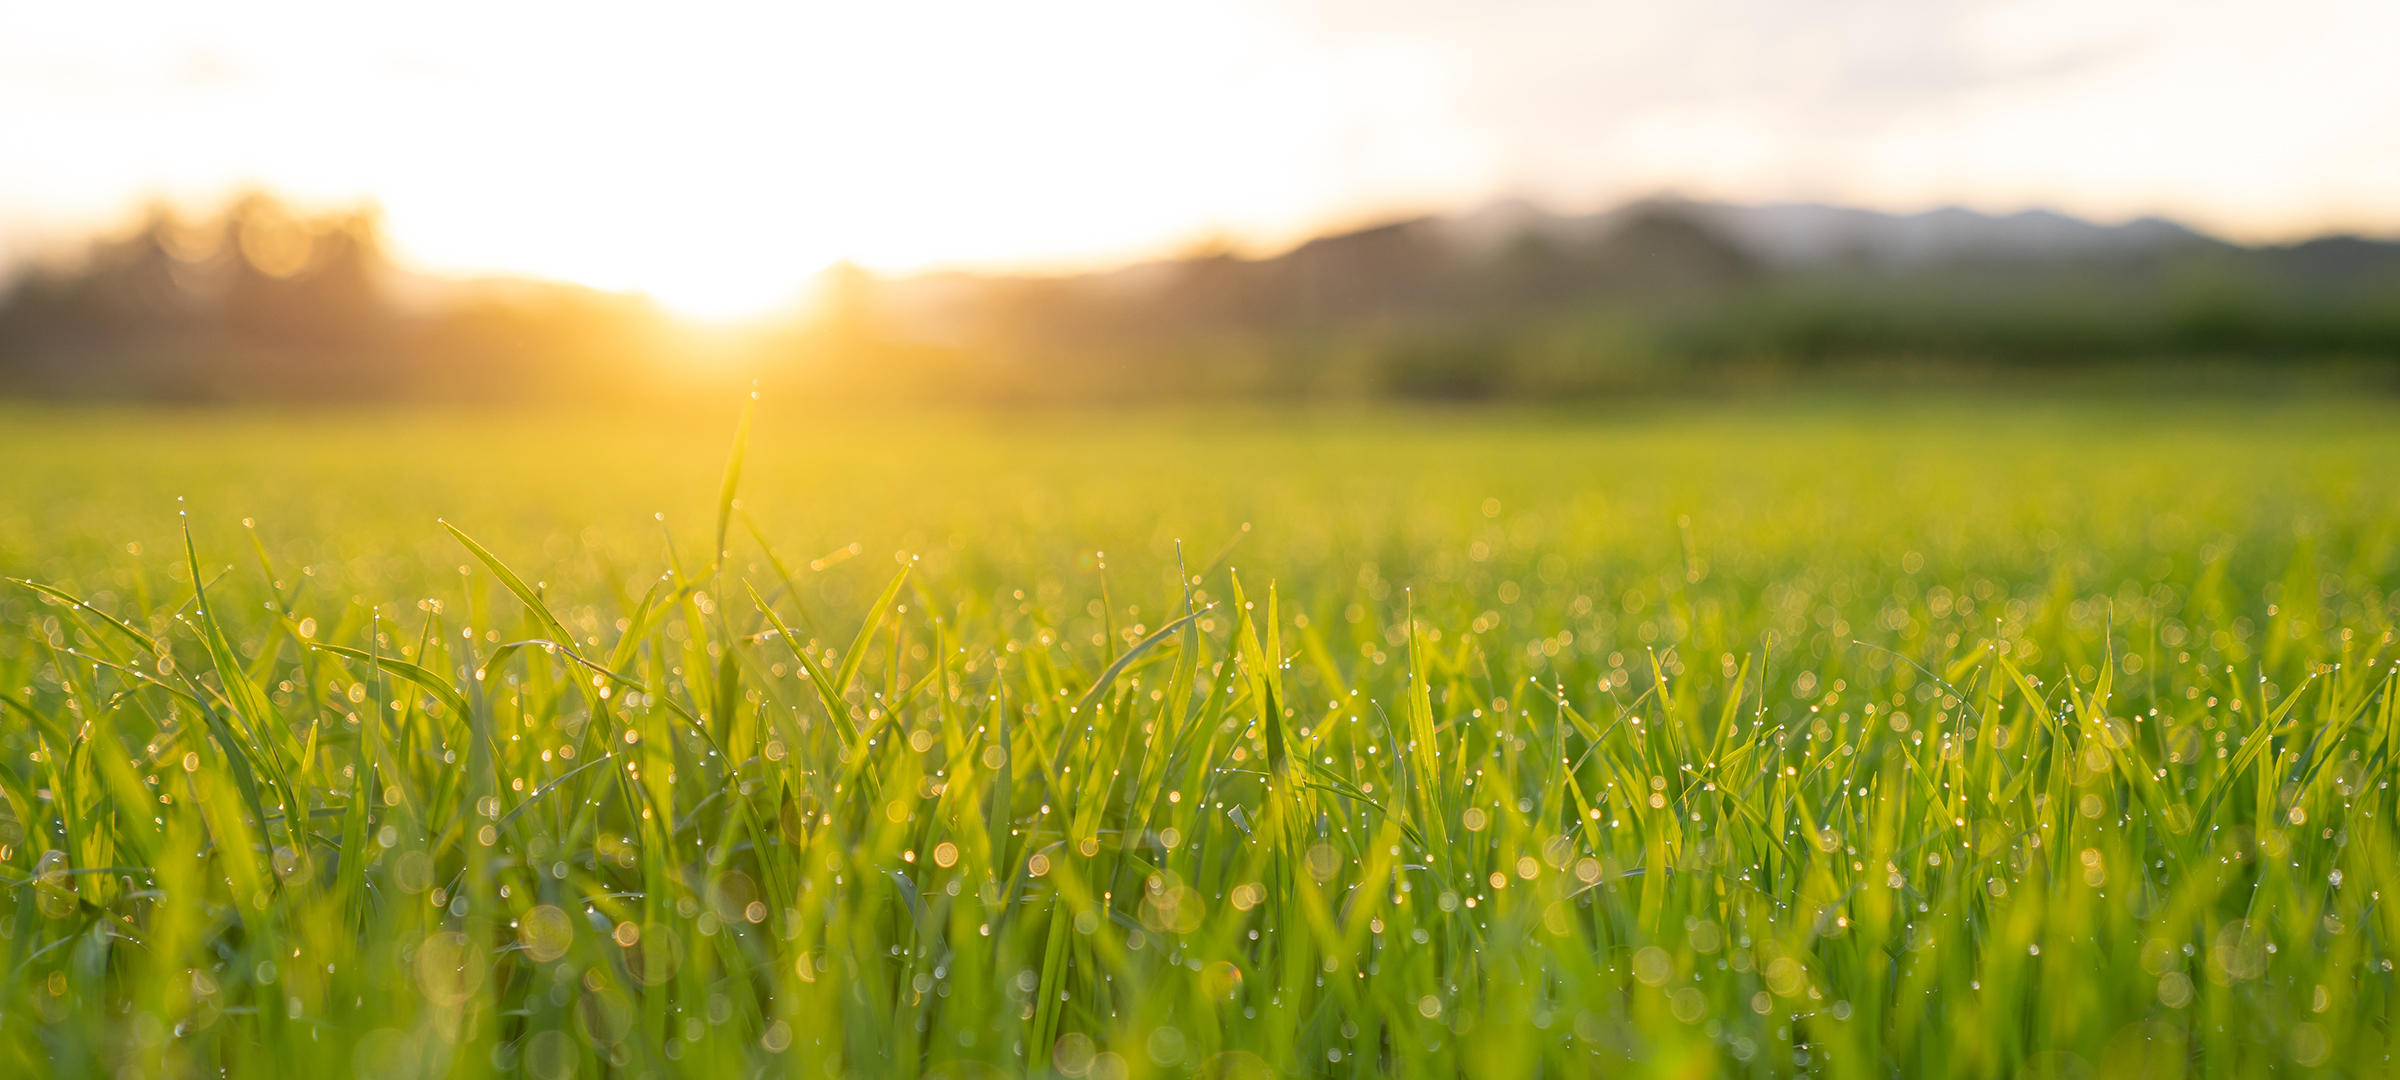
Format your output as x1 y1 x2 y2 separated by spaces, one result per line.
0 194 681 402
5 193 2399 404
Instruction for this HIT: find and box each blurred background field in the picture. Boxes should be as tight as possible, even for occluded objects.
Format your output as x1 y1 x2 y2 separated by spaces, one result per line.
7 397 2396 629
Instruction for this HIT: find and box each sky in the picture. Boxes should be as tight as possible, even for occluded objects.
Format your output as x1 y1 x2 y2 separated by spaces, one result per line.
4 0 2398 317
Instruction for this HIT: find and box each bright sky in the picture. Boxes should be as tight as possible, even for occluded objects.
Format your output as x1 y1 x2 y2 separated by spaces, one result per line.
5 0 2397 317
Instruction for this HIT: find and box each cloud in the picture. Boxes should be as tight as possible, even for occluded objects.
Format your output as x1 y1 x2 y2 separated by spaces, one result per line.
1263 0 2400 235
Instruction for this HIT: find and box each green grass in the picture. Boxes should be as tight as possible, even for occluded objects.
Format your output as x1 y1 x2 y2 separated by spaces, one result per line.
2 397 2398 1079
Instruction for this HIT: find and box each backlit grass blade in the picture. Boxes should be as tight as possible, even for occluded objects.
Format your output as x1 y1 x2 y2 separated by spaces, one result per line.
178 515 294 844
1072 606 1209 716
713 390 757 574
747 582 861 750
305 642 471 718
835 565 913 699
1227 573 1288 780
440 519 580 653
9 578 165 657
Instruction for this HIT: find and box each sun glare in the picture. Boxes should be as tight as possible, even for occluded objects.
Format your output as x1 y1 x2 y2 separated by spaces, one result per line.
352 3 1470 320
1 2 1477 321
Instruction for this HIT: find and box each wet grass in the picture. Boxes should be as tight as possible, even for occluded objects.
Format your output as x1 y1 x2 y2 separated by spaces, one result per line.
1 396 2398 1079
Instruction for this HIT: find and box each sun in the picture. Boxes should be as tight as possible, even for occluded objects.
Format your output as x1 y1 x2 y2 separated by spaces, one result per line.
86 3 1402 320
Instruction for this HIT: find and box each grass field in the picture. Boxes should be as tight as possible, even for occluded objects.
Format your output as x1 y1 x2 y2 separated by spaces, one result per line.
2 396 2398 1079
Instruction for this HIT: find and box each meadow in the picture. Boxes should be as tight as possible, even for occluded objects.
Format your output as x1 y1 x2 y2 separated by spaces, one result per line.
2 395 2397 1079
